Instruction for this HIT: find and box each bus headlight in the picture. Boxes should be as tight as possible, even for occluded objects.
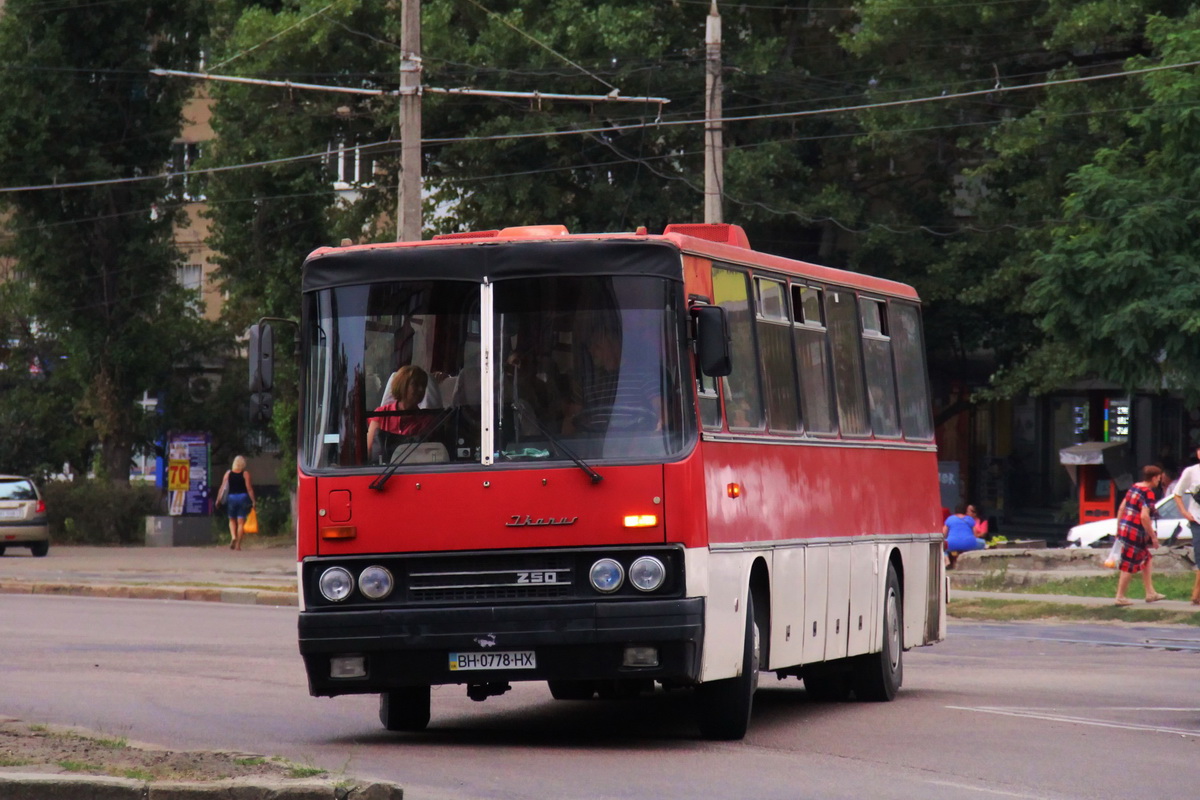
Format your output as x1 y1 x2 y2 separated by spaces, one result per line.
358 565 394 600
589 558 624 593
629 556 666 592
318 567 354 602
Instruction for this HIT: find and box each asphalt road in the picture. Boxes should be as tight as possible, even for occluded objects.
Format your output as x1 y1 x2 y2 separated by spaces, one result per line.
4 594 1199 800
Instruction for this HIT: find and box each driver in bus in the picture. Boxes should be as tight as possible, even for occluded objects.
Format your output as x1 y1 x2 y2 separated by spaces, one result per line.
563 316 663 434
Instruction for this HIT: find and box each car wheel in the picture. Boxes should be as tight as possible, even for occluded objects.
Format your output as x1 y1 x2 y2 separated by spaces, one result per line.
0 545 6 556
379 686 431 732
30 541 49 558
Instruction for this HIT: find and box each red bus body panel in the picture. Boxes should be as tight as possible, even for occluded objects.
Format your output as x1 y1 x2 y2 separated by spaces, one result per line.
700 440 941 544
299 464 668 557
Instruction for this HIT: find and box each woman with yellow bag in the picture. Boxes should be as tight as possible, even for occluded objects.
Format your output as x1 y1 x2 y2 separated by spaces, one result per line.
216 455 256 551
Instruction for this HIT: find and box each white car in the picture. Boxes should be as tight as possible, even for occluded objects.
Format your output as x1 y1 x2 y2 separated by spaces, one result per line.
1066 493 1192 548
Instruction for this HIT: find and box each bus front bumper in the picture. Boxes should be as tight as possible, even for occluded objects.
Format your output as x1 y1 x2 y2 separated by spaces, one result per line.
299 597 705 697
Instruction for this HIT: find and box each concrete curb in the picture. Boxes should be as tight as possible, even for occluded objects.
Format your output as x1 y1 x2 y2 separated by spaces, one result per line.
0 772 403 798
0 580 297 606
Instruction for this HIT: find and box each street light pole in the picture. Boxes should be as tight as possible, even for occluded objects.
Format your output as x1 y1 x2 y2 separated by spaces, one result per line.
704 1 723 224
398 0 422 242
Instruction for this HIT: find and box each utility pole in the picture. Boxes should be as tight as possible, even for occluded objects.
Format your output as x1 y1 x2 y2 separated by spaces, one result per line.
704 1 723 224
398 0 422 241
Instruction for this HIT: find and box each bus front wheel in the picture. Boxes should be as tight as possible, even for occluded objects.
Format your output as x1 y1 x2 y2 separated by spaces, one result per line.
853 562 903 701
695 592 759 740
379 686 431 732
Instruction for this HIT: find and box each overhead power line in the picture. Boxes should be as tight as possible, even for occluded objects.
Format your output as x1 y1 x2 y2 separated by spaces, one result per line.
2 57 1197 194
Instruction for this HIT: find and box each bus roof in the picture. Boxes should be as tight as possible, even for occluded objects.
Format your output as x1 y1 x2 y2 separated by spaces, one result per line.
305 223 920 301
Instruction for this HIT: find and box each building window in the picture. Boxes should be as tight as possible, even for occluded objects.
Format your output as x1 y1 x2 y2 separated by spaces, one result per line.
170 141 204 201
176 263 203 303
327 136 375 188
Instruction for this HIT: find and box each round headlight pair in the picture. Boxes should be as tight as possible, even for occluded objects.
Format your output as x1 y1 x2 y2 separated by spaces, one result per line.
588 556 665 594
318 565 394 602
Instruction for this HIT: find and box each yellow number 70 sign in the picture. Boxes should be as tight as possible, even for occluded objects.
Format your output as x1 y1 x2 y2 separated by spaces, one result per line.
167 460 190 491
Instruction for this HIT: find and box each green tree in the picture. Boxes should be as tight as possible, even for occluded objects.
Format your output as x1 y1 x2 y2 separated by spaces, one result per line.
1008 12 1200 400
839 0 1198 394
0 0 218 482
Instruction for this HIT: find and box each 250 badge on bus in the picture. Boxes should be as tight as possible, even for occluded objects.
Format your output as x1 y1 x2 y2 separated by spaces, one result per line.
448 651 537 671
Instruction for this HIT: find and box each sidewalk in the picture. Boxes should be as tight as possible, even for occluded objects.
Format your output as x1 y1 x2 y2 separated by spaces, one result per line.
0 544 298 606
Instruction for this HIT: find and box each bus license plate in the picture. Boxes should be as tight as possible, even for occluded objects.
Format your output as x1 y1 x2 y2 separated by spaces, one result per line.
449 651 536 671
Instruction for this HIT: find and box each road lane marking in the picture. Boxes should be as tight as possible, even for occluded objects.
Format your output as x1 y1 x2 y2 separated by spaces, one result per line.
924 778 1060 799
948 705 1199 737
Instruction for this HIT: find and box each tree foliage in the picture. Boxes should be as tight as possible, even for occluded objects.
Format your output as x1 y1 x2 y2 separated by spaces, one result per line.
0 0 220 481
198 0 1200 426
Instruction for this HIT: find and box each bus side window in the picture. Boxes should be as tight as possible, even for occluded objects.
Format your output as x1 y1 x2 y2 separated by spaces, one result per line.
860 297 902 438
755 277 801 432
712 266 765 431
791 284 836 434
890 301 934 439
697 364 722 429
826 289 870 436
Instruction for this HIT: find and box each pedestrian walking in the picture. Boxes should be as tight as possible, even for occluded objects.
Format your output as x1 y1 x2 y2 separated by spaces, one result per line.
216 455 256 551
1171 445 1200 604
1114 464 1166 606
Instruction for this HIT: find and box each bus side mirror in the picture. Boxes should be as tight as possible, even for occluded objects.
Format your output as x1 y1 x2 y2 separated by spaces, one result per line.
692 305 732 377
249 323 274 393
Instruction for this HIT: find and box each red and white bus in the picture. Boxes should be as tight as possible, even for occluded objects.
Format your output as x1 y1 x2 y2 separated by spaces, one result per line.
268 222 945 740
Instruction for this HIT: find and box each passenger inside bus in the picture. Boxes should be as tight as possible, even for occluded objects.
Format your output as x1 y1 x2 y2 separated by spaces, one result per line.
367 366 440 459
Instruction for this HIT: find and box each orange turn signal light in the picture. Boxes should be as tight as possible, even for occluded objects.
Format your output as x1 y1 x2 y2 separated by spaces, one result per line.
623 514 658 528
727 483 742 498
320 526 357 540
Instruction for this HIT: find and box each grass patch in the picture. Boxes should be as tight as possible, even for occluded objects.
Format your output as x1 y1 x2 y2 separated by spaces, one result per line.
0 756 31 767
47 730 127 749
121 768 154 781
58 760 104 772
287 765 327 779
235 757 266 766
949 597 1200 625
963 572 1198 601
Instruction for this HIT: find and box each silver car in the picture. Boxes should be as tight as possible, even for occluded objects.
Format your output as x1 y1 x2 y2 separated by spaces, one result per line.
0 475 49 557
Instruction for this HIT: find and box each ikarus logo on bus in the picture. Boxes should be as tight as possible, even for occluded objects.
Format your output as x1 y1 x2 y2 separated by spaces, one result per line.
505 515 579 527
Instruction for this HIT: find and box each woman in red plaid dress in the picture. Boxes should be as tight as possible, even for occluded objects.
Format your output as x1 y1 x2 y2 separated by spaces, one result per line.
1114 465 1166 606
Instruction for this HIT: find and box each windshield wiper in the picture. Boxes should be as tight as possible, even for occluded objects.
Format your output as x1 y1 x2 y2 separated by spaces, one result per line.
369 406 456 491
510 402 602 484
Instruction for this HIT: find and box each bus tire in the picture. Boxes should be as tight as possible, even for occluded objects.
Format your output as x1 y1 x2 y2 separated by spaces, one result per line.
379 687 431 732
853 562 903 702
696 592 758 740
547 680 596 700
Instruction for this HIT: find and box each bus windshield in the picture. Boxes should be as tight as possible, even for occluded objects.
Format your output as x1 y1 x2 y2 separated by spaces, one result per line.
302 275 694 471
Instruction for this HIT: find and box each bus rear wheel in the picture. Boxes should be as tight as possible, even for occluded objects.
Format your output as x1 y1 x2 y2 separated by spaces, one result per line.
853 562 903 701
379 686 431 732
695 592 759 740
